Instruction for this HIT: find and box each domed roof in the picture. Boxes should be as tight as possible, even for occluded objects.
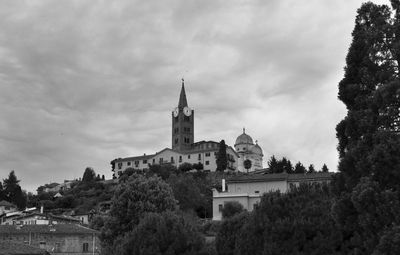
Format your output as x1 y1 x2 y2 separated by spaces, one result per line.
250 142 263 156
235 128 254 146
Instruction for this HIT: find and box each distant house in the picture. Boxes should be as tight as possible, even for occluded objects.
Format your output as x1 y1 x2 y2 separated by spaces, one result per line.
0 224 100 255
212 171 334 220
0 201 17 215
0 241 49 255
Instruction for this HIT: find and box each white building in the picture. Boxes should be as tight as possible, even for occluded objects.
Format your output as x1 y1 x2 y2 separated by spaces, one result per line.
212 171 333 220
234 128 263 172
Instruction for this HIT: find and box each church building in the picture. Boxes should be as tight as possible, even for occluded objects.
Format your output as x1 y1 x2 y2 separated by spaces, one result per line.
111 80 264 176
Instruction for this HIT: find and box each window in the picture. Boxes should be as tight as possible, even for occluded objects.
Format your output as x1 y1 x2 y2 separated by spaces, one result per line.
218 204 223 212
127 162 131 166
83 243 89 252
188 155 191 159
179 156 182 162
205 152 210 157
175 138 178 144
117 162 122 169
159 158 163 164
171 157 174 163
143 159 147 164
198 154 201 160
152 159 155 164
255 190 260 194
205 161 209 165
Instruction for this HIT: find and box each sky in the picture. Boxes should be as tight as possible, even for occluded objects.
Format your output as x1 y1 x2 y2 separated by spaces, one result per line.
0 0 391 192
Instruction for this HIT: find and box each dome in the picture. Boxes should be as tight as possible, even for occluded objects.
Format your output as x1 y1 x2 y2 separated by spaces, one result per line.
235 128 254 146
250 143 263 156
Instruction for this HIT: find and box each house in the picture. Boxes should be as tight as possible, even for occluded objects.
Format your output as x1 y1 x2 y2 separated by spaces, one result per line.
0 224 100 254
0 201 17 215
212 171 333 220
0 241 49 255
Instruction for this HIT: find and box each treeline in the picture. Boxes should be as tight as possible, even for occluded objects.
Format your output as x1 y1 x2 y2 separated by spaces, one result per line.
266 155 328 174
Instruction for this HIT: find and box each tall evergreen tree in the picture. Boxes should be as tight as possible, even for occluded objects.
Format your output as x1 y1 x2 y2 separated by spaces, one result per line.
216 140 228 172
337 1 400 190
3 171 26 209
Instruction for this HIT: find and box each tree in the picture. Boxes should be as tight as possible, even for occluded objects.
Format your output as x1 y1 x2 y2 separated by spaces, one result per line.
294 162 306 174
221 201 244 219
233 184 339 255
82 167 96 183
321 164 329 173
216 212 249 255
336 1 400 190
3 171 26 209
178 162 193 173
308 164 315 173
116 211 204 255
216 140 228 172
243 159 252 173
267 155 278 173
101 174 177 250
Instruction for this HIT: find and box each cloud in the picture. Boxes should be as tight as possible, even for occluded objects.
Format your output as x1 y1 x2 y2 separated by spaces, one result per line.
0 0 391 191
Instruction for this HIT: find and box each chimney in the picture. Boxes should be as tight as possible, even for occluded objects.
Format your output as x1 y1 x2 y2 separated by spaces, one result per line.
222 179 226 192
40 205 44 214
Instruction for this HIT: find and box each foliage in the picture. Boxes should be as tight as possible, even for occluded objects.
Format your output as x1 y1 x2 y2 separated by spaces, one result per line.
178 162 193 173
243 159 252 172
307 164 315 173
336 1 400 190
148 164 178 180
3 171 26 209
294 161 307 173
215 212 249 255
216 140 228 172
373 225 400 255
115 211 205 255
82 167 96 183
232 184 340 255
332 177 400 254
101 174 177 250
321 164 329 172
221 201 244 219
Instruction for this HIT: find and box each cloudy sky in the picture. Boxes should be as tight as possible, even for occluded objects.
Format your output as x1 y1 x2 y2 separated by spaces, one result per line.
0 0 390 192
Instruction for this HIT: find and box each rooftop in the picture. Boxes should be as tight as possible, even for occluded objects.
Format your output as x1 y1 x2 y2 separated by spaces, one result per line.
0 224 98 235
227 171 334 183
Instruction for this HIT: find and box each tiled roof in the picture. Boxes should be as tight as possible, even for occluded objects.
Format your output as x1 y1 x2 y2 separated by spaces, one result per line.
0 201 15 207
0 224 98 234
113 154 155 162
0 241 49 255
228 172 334 183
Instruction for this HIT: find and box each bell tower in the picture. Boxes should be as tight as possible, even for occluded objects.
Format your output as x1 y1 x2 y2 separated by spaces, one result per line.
172 79 194 151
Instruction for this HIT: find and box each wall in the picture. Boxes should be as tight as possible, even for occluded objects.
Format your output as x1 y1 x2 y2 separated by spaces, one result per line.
0 232 100 255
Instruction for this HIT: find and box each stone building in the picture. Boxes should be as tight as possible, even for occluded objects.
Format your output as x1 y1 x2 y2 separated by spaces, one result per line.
234 129 263 172
0 224 100 255
212 171 333 220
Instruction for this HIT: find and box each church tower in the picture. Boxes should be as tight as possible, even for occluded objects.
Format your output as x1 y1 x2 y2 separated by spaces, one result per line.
172 79 194 151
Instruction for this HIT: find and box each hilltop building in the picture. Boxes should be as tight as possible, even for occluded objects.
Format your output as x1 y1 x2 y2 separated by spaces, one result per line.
111 80 264 176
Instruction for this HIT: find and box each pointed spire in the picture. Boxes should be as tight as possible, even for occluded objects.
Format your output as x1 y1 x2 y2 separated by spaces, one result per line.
178 78 188 108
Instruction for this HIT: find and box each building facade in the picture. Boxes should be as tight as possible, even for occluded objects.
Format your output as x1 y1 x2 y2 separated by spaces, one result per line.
212 172 333 220
0 224 100 255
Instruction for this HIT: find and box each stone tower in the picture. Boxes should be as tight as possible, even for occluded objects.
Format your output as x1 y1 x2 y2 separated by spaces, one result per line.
172 79 194 151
